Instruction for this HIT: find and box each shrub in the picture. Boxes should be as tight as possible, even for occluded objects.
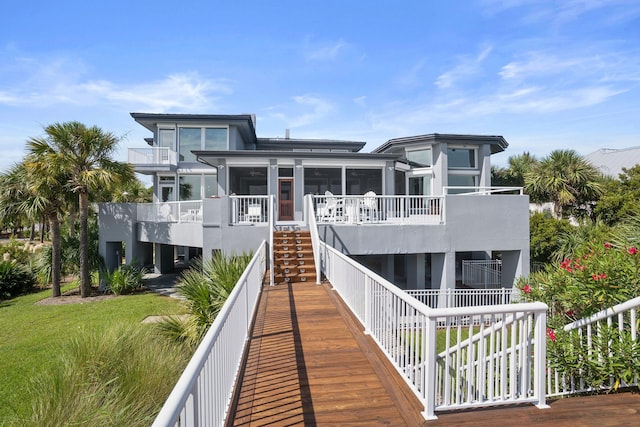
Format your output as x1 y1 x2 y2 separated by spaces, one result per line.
157 251 252 348
27 324 189 427
0 260 35 300
103 264 147 295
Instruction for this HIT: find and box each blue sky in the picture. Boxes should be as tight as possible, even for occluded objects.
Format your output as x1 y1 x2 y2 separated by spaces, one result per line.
1 0 639 174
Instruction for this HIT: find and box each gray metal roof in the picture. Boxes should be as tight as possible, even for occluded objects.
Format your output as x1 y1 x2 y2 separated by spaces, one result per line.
585 147 640 178
371 133 508 154
256 137 366 152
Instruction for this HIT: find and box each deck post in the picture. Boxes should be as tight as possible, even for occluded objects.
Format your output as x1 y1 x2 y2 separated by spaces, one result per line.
534 310 550 409
422 315 438 420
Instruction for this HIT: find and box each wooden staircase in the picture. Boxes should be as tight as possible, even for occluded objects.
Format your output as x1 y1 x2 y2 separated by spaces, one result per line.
272 230 316 285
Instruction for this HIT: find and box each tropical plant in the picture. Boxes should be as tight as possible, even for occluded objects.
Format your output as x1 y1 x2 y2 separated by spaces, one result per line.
26 122 134 297
0 260 36 300
157 251 253 348
529 212 574 265
594 166 640 226
525 149 604 219
103 263 147 295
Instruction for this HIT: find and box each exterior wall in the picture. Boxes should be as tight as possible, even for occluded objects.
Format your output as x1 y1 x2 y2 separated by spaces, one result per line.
138 222 203 247
99 203 153 270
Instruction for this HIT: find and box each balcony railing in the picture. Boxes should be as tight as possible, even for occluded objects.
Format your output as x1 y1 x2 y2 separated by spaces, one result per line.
444 186 523 195
312 195 444 225
128 147 177 166
137 201 203 223
229 196 270 224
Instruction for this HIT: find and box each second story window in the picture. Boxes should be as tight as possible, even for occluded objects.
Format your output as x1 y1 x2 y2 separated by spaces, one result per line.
158 129 175 150
448 147 476 169
406 148 432 167
179 127 229 162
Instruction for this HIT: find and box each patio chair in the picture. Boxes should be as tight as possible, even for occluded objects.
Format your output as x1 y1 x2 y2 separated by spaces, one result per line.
360 191 378 222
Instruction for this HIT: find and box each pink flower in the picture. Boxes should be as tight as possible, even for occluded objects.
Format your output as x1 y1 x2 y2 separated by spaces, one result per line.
592 273 607 281
566 310 575 317
629 247 638 255
547 328 557 342
523 284 531 294
604 242 613 249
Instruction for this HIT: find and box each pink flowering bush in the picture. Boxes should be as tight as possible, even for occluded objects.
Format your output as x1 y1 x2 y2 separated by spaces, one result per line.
518 240 640 391
517 241 640 325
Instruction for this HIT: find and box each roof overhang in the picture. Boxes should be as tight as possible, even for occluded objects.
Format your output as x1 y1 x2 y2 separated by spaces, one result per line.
372 133 509 155
193 150 400 167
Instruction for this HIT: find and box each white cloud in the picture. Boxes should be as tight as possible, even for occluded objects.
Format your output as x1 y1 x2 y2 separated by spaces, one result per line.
0 55 231 112
435 43 493 89
267 94 336 128
304 39 348 61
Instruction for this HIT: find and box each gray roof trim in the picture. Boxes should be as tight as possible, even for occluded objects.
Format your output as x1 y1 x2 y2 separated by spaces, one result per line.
372 133 509 154
193 150 400 166
130 112 257 143
256 137 366 152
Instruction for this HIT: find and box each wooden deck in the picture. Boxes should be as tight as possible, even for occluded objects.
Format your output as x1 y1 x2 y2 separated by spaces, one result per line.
228 281 640 426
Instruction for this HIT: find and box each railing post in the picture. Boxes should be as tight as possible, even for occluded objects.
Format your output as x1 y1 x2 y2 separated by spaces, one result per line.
422 315 438 420
534 310 550 409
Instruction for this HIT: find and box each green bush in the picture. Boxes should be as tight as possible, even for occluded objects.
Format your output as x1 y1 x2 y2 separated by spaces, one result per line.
157 251 252 349
27 324 189 427
0 260 35 300
103 264 147 295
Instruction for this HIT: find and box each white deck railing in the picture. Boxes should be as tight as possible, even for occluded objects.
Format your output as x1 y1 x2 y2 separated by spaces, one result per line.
151 241 267 427
462 260 503 289
547 296 640 397
137 201 203 223
229 196 270 224
128 147 177 166
319 241 548 420
406 287 513 309
444 186 523 195
312 194 444 225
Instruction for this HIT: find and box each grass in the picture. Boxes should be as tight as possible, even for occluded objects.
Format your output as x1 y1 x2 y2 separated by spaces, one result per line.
0 284 187 424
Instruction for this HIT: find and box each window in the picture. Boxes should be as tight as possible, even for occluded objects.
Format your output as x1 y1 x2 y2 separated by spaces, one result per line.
179 175 201 201
178 127 228 162
178 128 201 162
448 148 476 168
447 174 476 193
158 129 175 149
303 168 342 195
406 148 432 167
409 176 432 196
346 168 382 195
205 128 227 150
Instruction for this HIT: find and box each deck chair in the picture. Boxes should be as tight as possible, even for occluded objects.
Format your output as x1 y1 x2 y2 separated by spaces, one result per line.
360 191 378 222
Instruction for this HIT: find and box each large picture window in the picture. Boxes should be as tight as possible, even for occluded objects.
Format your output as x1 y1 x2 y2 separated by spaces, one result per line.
178 174 218 200
178 127 228 162
448 148 476 168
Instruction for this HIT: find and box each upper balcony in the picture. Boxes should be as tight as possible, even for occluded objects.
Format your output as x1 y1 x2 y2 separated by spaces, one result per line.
128 147 177 174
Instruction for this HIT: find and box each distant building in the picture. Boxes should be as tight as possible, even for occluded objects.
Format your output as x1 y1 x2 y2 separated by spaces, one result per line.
585 147 640 178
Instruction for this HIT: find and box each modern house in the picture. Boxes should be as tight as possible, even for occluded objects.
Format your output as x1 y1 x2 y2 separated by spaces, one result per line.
98 113 530 292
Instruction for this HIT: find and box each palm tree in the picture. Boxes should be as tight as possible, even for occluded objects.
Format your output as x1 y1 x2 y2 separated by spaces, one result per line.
27 122 134 297
1 162 68 296
525 149 603 219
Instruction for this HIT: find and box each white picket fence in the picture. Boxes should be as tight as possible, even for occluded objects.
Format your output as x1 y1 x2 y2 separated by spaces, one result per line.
319 240 548 420
151 241 267 427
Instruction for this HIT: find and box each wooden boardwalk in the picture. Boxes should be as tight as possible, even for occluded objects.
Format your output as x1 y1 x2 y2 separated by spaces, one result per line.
228 281 640 426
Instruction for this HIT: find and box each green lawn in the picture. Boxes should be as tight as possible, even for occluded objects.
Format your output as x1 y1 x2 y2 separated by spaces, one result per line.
0 286 186 423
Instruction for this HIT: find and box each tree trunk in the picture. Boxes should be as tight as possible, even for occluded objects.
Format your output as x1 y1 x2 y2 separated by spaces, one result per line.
79 191 91 297
69 204 77 236
49 211 62 298
29 223 35 241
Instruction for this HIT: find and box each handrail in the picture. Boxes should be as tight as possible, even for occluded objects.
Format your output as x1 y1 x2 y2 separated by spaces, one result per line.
137 201 203 223
269 195 275 287
151 241 267 427
304 194 322 284
318 240 548 420
563 295 640 331
444 186 523 195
